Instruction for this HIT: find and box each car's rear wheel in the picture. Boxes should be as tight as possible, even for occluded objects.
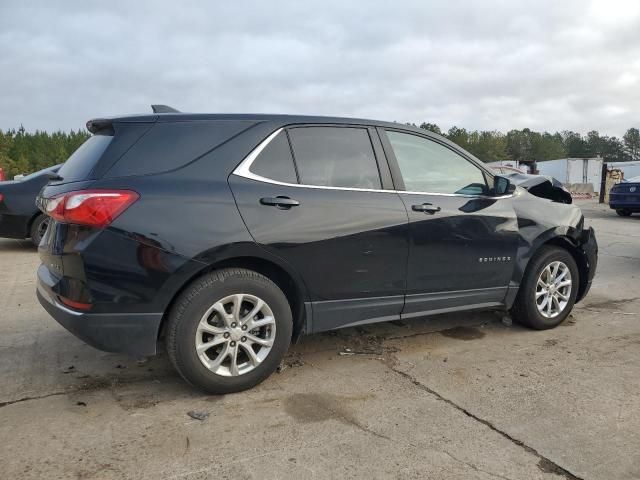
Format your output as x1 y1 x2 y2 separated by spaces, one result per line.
511 246 579 329
616 209 632 217
30 214 49 247
166 268 292 394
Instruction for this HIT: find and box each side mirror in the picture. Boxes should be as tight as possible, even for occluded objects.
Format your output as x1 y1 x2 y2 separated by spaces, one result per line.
493 175 515 196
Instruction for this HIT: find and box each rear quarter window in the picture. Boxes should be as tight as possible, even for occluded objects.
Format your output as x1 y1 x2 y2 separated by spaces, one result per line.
105 121 256 178
250 131 298 184
56 135 113 183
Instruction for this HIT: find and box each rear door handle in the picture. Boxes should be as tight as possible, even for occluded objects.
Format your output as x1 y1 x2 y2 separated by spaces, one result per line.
260 196 300 209
412 203 441 214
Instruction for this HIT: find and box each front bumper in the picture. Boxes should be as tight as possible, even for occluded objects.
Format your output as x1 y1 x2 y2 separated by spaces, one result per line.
37 265 163 356
576 227 598 302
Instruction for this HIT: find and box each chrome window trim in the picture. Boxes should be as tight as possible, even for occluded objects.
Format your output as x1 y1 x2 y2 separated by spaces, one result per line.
232 128 515 200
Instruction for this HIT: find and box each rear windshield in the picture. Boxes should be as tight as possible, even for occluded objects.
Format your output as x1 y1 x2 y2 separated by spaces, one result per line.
56 134 113 182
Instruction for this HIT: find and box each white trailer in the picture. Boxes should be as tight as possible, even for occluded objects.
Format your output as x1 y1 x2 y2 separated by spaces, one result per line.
536 158 603 191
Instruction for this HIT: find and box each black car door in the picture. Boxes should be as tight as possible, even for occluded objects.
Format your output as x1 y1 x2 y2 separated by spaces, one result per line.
378 128 519 319
229 125 409 332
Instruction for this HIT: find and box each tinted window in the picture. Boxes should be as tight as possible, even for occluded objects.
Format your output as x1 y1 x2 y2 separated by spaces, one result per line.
57 135 112 182
250 131 298 183
387 131 488 195
107 120 256 178
288 127 381 189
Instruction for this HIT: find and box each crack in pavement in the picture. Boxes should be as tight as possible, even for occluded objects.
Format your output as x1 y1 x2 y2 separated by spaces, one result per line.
0 390 69 408
442 450 517 480
0 373 177 409
386 363 584 480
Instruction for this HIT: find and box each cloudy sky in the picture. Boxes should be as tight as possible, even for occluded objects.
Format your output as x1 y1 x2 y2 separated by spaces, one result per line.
1 0 639 136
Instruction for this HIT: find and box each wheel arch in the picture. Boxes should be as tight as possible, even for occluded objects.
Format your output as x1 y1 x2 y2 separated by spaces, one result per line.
515 232 590 304
541 236 590 303
158 254 310 345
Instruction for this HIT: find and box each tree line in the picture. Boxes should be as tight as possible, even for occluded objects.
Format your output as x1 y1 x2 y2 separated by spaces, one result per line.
1 123 639 180
414 123 640 164
0 126 89 179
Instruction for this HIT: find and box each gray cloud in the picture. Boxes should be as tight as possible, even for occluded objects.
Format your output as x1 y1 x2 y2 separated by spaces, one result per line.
1 0 639 136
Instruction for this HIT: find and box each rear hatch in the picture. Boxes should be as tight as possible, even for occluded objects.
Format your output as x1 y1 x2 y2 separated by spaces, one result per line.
37 119 154 278
36 113 257 309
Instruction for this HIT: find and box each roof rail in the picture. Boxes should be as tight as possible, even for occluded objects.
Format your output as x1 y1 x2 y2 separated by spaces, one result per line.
151 105 180 113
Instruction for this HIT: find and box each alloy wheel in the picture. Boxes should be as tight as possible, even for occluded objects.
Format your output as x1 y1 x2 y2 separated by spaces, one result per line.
535 261 572 318
194 293 276 376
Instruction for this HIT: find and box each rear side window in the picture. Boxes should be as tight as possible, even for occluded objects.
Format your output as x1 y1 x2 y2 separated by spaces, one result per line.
57 135 113 182
250 131 298 184
288 127 381 189
106 120 255 178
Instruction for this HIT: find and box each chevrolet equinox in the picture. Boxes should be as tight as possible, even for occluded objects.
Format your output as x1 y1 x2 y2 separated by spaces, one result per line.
36 107 598 393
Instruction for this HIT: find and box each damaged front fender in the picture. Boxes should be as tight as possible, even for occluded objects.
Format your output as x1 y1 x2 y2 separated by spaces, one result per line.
505 188 598 307
507 173 572 204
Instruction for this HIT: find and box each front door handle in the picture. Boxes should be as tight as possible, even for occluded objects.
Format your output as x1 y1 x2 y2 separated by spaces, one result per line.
260 196 300 209
412 203 441 214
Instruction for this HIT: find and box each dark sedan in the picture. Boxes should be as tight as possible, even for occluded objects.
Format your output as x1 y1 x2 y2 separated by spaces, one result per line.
610 176 640 216
0 165 61 245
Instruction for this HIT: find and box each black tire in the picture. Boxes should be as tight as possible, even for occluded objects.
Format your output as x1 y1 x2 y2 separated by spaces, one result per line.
29 214 49 247
511 246 579 330
166 268 292 394
616 209 632 217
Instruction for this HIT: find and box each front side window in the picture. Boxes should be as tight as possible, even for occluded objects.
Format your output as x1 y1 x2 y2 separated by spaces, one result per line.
386 131 488 195
250 131 298 184
288 127 382 189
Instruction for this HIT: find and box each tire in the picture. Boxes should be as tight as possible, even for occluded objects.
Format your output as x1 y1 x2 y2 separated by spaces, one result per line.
29 214 49 247
616 209 632 217
511 246 579 330
166 268 292 394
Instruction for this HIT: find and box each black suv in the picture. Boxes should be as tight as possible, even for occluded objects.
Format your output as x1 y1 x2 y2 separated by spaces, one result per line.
36 108 597 393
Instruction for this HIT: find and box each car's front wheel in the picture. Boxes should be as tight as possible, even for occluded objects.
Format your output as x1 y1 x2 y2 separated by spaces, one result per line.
166 268 292 394
616 209 632 217
511 246 579 329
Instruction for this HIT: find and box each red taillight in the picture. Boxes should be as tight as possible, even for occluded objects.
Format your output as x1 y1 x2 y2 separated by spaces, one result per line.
45 189 139 228
0 193 4 203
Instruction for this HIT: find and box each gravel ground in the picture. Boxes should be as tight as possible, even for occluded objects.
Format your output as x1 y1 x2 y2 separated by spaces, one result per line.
0 199 638 479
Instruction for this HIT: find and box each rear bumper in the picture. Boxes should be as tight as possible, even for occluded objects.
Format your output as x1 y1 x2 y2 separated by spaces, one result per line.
609 191 640 210
609 203 640 211
0 213 30 239
37 266 162 356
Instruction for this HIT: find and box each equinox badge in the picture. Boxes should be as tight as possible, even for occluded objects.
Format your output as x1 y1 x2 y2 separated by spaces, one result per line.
479 256 511 262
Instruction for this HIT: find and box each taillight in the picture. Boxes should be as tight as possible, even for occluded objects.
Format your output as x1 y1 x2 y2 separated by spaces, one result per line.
45 189 139 228
0 193 4 203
